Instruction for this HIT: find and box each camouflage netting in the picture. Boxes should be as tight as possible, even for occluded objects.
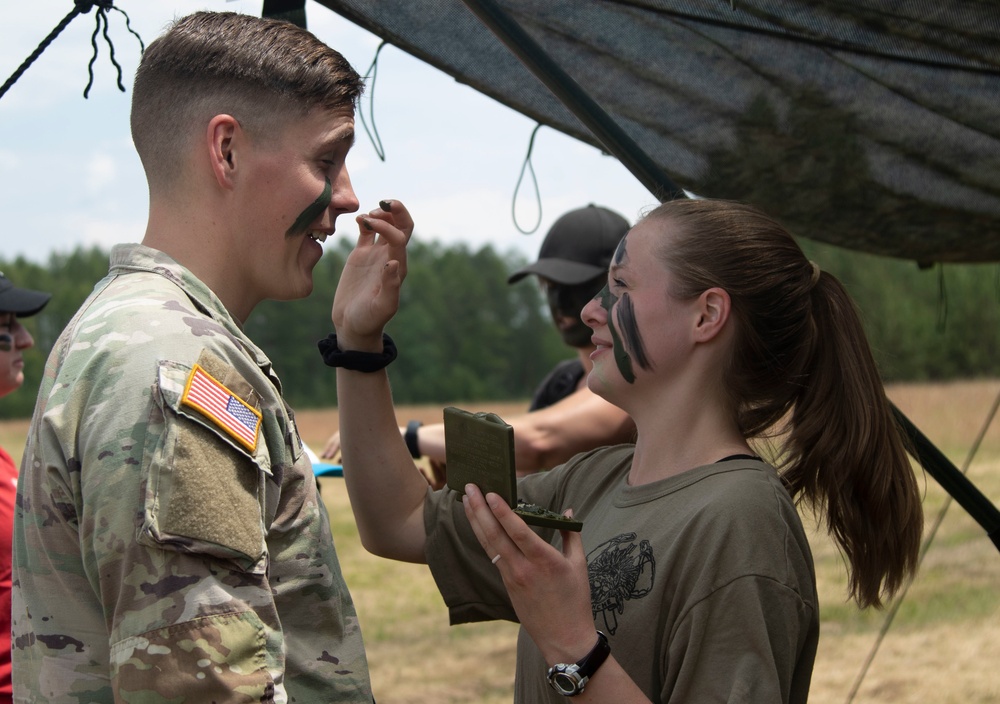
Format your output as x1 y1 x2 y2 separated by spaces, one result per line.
315 0 1000 264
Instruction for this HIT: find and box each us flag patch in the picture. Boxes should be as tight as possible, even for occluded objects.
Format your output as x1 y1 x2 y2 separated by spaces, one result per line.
181 364 262 452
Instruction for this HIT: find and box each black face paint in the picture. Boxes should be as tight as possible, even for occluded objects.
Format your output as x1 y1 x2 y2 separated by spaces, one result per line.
613 232 629 265
546 277 605 348
286 176 332 237
596 284 635 383
616 293 652 370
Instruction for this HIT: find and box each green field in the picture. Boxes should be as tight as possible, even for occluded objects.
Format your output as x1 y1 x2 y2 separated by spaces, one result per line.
3 380 999 703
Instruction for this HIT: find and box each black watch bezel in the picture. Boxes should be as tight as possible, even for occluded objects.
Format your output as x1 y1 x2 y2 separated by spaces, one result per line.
546 631 610 697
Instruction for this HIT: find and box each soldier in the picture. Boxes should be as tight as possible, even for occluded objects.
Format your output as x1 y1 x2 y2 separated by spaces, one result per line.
330 198 923 703
13 12 374 702
0 272 51 702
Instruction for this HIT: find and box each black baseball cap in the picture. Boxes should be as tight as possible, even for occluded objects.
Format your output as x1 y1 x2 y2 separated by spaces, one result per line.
0 272 52 317
507 204 630 285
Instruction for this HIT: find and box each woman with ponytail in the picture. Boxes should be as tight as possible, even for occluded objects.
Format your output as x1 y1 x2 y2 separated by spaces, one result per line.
334 197 924 703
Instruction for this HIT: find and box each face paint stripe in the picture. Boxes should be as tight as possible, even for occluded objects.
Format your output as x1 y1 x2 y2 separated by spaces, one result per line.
618 293 652 371
596 284 636 384
613 232 629 265
286 176 332 237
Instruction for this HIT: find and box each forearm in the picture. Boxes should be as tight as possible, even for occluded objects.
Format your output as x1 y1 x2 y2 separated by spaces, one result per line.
407 422 446 463
336 367 428 562
511 391 634 473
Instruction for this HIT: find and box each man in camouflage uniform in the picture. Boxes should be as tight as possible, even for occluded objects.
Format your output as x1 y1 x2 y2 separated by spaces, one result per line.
13 12 373 703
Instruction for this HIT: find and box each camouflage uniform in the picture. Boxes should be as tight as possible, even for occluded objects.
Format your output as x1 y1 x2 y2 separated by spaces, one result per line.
13 244 372 703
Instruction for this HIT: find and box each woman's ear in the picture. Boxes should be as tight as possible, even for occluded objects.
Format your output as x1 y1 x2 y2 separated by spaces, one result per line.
206 114 240 190
693 287 731 343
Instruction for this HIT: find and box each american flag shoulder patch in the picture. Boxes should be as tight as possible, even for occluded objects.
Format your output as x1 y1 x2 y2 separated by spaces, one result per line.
180 364 262 453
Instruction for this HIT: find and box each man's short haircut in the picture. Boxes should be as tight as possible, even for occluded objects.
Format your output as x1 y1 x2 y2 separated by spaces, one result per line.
131 11 364 188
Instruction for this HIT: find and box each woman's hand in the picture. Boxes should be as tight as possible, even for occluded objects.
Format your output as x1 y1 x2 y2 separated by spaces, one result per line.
331 200 413 350
461 484 597 666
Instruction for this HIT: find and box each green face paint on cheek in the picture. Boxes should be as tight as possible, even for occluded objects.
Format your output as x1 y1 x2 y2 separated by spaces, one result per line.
286 177 332 237
597 285 636 384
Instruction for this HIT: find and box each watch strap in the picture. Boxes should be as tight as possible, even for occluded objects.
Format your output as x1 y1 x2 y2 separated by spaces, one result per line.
574 631 610 680
405 420 423 458
546 631 610 696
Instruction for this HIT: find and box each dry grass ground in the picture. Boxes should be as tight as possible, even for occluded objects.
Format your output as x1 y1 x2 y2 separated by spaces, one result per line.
3 381 999 703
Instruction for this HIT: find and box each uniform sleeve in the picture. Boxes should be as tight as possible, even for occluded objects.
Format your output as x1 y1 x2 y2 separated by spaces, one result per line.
424 486 518 625
15 348 280 701
663 575 817 704
422 449 603 625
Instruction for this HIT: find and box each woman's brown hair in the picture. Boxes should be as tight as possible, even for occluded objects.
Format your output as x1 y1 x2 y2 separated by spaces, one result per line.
647 198 923 608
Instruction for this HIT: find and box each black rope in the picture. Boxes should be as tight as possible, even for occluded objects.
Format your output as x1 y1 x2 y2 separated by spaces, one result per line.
0 5 85 101
84 5 144 98
358 41 386 162
843 385 1000 703
0 1 144 104
511 123 543 235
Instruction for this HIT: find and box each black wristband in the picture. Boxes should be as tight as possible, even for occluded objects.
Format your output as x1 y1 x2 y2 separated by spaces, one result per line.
404 420 423 459
318 333 397 372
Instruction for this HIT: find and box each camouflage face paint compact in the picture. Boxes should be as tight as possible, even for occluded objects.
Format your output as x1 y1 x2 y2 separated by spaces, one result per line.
286 176 332 237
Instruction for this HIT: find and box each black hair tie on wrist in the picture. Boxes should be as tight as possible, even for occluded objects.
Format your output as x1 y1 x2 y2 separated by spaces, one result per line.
318 333 397 372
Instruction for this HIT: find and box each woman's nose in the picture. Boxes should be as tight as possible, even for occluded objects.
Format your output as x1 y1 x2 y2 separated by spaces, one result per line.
581 296 605 328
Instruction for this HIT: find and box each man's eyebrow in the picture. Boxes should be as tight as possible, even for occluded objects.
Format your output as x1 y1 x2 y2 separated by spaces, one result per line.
324 126 355 150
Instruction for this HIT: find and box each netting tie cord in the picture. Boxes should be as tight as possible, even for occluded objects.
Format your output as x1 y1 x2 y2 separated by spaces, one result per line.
936 264 948 331
0 1 144 103
511 123 543 235
358 41 386 162
83 4 145 99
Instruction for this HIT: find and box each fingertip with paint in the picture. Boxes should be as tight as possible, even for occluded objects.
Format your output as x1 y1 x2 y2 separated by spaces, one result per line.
379 199 393 212
361 217 374 231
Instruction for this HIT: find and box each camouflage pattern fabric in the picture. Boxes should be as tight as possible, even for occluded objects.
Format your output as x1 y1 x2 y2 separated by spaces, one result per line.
13 244 372 703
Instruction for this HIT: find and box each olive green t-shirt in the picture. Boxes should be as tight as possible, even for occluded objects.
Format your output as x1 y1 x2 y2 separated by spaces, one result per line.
425 445 818 703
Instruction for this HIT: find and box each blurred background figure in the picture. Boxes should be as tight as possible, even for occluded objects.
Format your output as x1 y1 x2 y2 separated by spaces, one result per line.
0 272 51 703
322 204 636 487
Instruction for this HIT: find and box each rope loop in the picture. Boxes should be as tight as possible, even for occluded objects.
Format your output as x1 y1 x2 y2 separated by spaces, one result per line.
358 41 387 162
511 123 543 235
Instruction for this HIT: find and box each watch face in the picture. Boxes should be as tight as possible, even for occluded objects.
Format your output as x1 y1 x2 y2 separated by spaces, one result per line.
552 671 581 695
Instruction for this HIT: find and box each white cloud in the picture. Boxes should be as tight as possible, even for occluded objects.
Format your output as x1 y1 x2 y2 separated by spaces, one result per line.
85 152 117 194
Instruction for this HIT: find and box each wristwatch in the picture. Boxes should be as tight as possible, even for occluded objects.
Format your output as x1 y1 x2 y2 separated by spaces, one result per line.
546 631 610 696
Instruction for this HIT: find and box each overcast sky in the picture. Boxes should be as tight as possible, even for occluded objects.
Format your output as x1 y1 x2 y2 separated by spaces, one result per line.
0 0 656 266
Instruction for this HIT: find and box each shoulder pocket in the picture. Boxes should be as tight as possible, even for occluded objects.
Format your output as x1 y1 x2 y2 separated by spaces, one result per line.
138 359 271 572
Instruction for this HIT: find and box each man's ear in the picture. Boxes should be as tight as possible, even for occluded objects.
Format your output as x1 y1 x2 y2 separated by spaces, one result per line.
693 287 730 343
206 114 240 190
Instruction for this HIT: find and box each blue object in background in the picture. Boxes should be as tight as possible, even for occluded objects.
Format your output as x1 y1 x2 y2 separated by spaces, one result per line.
301 441 344 477
312 462 344 477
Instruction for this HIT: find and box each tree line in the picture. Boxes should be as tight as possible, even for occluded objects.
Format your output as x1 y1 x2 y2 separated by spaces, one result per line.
2 236 999 419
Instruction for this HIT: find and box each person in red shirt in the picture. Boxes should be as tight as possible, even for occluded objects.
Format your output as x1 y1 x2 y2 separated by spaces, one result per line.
0 272 51 702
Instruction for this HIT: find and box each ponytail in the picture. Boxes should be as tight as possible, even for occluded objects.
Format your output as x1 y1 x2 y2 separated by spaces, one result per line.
648 198 923 608
782 273 922 608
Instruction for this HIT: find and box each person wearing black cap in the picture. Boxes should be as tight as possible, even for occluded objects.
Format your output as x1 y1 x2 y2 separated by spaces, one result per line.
507 204 634 411
0 271 51 702
322 205 636 484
